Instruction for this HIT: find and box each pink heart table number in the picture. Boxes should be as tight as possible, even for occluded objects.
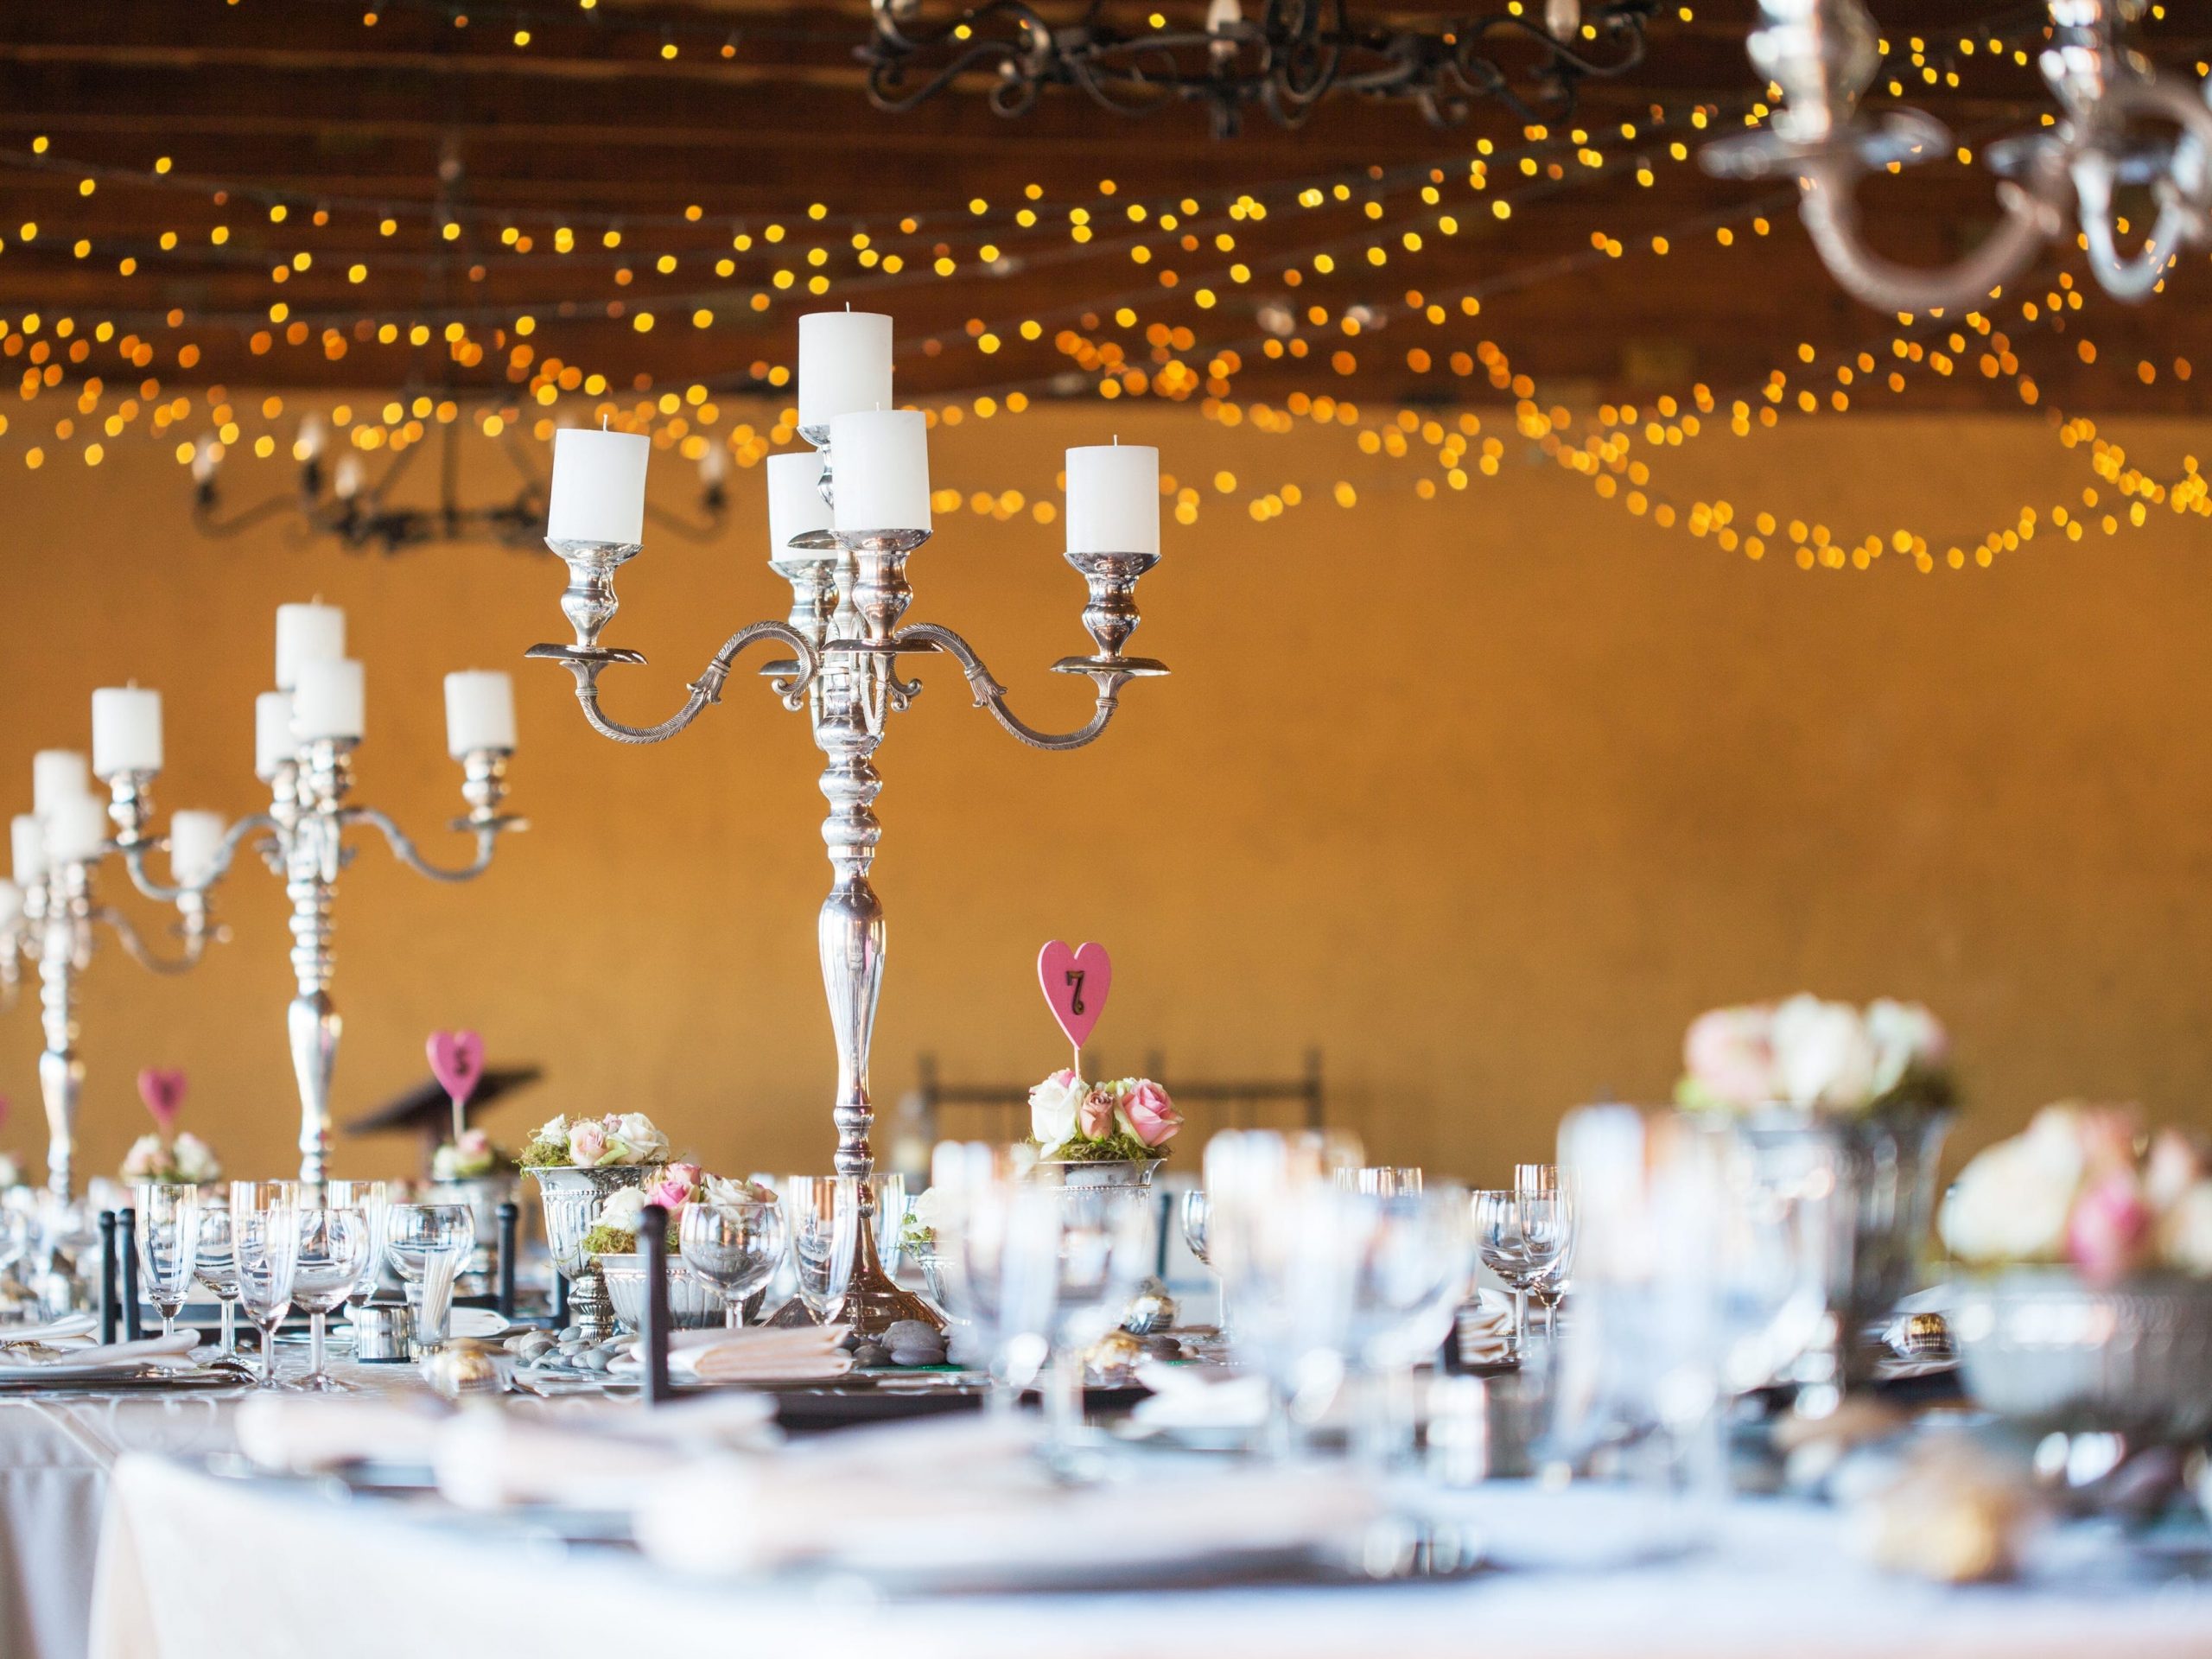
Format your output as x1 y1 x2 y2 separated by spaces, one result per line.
427 1029 486 1143
1037 941 1112 1075
137 1069 187 1138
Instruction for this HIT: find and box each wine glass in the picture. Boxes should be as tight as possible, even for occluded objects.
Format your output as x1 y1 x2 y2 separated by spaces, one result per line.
190 1198 247 1371
232 1203 299 1388
131 1183 202 1338
1471 1188 1571 1359
1350 1166 1424 1196
874 1172 909 1277
785 1176 859 1323
289 1205 370 1390
1347 1183 1475 1464
385 1203 475 1349
679 1192 788 1328
327 1180 392 1311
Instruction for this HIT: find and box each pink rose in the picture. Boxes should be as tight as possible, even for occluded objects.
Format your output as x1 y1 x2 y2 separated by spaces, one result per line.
1118 1079 1181 1147
645 1175 693 1211
2069 1170 2154 1284
567 1120 607 1165
663 1161 702 1193
1683 1007 1775 1110
1077 1086 1118 1141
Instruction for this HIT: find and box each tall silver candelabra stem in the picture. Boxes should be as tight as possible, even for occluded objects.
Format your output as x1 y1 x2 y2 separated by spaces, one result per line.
105 733 523 1196
528 434 1166 1338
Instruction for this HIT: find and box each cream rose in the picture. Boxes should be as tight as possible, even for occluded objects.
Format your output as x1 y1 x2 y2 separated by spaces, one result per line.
1941 1112 2088 1264
1028 1068 1085 1148
1769 995 1878 1110
597 1186 647 1233
2161 1181 2212 1274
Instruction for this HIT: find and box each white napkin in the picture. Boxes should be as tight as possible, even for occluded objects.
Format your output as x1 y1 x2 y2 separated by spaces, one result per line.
448 1307 508 1338
614 1324 855 1385
0 1331 202 1376
0 1313 98 1346
634 1413 1383 1579
418 1251 461 1339
1456 1290 1514 1363
1128 1360 1270 1430
236 1394 448 1473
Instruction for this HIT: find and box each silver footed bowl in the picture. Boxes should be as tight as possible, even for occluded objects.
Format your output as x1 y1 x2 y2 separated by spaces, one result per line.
526 1164 659 1277
1949 1267 2212 1438
599 1253 727 1332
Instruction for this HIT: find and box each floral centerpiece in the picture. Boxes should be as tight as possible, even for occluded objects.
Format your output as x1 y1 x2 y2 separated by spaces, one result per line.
1677 995 1953 1116
1942 1105 2212 1437
1027 1071 1182 1163
1941 1103 2212 1281
582 1163 708 1255
120 1131 221 1185
431 1127 512 1182
519 1111 671 1170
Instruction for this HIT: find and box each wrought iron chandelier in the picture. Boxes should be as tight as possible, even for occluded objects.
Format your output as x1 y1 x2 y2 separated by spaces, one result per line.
1703 0 2212 312
188 416 729 556
861 0 1658 137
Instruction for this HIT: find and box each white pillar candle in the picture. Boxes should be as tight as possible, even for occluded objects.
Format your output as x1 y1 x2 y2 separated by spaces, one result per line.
44 794 109 865
798 311 893 431
443 671 517 757
828 410 931 535
10 816 44 885
547 427 649 545
275 601 346 692
91 685 163 779
255 692 296 779
766 450 831 556
32 751 90 817
168 810 226 888
1065 443 1161 556
292 658 365 741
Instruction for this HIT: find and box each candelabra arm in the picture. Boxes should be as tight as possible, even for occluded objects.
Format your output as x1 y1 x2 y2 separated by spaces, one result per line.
92 903 213 976
892 623 1128 751
342 808 506 885
532 621 821 747
1796 156 2062 315
115 814 279 904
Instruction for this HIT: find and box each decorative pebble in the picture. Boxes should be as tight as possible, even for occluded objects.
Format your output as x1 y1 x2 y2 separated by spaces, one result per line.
888 1347 941 1368
579 1349 611 1373
558 1325 584 1343
883 1321 939 1348
852 1342 888 1367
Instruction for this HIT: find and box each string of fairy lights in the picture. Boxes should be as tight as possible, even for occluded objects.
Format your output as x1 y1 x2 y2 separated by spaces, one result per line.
0 10 2206 574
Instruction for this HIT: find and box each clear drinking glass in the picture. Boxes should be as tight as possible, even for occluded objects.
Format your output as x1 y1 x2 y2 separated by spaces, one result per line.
232 1204 299 1388
1351 1166 1424 1196
930 1142 1058 1409
385 1203 475 1349
785 1176 860 1322
131 1183 202 1338
289 1205 370 1391
680 1193 788 1328
873 1173 909 1277
1348 1183 1476 1464
189 1198 243 1366
327 1181 392 1311
1472 1188 1572 1358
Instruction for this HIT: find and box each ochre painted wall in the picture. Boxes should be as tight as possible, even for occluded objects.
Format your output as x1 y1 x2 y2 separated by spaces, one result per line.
3 404 2209 1186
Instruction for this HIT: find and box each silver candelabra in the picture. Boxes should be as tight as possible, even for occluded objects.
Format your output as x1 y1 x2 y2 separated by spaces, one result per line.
101 737 524 1193
0 831 223 1200
527 425 1167 1336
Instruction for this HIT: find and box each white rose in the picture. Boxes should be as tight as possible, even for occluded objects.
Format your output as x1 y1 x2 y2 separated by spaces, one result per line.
1866 999 1947 1098
0 1153 19 1188
1770 995 1878 1110
2158 1180 2212 1274
608 1113 669 1164
910 1185 950 1231
1940 1124 2086 1264
597 1187 646 1233
119 1134 167 1182
532 1114 569 1147
171 1133 219 1183
1027 1070 1085 1148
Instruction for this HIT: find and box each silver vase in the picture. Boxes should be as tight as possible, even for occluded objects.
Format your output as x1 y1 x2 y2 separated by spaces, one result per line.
526 1164 658 1344
1728 1106 1951 1399
1951 1268 2212 1439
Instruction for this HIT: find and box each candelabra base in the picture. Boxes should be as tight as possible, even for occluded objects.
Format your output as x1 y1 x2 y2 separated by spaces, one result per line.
827 1253 947 1339
565 1262 619 1345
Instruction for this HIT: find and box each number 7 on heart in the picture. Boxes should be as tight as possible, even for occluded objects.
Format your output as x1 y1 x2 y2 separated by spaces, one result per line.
1036 941 1112 1078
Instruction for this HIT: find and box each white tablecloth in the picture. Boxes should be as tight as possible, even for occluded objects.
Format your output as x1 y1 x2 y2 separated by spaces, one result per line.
84 1454 2212 1659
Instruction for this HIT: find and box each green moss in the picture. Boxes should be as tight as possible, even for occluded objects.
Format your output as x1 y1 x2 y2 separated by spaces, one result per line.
519 1140 570 1169
1039 1131 1159 1163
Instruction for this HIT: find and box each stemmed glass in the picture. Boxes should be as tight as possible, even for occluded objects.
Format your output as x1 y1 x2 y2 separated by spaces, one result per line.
189 1198 245 1370
1471 1188 1572 1359
230 1184 300 1389
873 1173 909 1278
385 1204 475 1349
679 1192 788 1329
785 1176 860 1323
1347 1183 1475 1464
327 1181 393 1313
289 1204 370 1390
131 1183 202 1339
930 1142 1058 1409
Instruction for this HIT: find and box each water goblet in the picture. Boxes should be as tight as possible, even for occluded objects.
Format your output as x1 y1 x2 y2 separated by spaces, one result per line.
1347 1182 1476 1464
680 1192 788 1329
190 1198 248 1371
131 1183 202 1338
785 1176 860 1323
1472 1188 1571 1359
289 1205 370 1390
385 1203 476 1349
232 1205 299 1389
